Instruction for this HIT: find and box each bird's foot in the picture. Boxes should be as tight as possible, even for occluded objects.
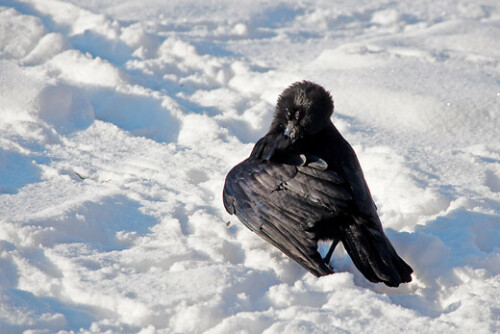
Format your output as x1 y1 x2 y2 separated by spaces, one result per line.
323 238 339 265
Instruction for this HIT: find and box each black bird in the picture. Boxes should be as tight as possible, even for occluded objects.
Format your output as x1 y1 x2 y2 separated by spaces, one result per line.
223 81 413 287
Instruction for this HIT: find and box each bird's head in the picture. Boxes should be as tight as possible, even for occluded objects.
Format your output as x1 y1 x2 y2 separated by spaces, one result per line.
272 81 334 143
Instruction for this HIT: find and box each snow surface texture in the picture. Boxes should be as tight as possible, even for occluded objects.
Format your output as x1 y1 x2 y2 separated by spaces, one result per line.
0 0 499 333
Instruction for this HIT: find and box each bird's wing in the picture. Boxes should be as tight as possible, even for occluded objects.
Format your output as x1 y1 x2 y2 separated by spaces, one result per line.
223 157 353 277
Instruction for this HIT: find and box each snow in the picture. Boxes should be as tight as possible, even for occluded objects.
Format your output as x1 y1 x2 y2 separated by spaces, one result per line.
0 0 499 332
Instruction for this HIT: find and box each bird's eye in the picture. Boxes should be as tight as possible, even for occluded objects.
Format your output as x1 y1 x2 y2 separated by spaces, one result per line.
295 110 300 120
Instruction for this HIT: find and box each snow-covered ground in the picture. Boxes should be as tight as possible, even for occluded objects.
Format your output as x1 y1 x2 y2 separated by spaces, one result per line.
1 0 499 332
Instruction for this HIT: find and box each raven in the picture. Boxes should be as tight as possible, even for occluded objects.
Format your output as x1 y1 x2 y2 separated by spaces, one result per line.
223 81 413 287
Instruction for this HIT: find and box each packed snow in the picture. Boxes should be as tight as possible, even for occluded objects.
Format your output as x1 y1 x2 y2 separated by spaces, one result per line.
0 0 499 333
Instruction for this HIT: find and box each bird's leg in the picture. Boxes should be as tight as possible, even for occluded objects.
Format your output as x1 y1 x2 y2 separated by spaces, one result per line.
323 238 340 265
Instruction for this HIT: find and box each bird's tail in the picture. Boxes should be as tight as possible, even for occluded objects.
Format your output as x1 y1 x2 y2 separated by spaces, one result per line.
339 216 413 287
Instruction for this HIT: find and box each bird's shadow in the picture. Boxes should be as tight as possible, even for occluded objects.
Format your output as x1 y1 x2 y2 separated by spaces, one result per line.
360 208 500 317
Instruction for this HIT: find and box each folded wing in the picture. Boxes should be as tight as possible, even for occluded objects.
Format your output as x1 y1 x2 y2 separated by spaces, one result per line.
223 157 352 277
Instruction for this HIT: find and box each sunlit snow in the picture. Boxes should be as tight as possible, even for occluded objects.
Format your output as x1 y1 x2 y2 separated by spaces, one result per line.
0 0 499 333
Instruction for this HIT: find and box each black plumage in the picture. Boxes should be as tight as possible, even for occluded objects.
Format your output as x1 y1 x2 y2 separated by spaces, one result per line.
223 81 413 287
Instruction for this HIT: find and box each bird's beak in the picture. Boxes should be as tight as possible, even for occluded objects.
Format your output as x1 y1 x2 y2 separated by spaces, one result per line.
284 121 299 142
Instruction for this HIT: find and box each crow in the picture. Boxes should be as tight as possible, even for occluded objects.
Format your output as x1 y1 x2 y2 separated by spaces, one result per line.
223 81 413 287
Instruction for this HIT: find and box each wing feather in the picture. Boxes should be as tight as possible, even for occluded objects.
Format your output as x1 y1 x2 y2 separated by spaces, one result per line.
223 156 352 276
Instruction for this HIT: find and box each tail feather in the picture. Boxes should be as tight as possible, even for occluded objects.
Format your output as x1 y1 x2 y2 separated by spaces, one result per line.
339 217 413 287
